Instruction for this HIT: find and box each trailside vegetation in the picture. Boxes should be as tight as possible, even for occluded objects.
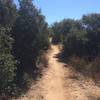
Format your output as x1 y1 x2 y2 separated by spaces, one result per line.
0 0 49 97
51 13 100 82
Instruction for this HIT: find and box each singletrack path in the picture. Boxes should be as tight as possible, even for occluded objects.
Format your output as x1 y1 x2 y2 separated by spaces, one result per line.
16 45 100 100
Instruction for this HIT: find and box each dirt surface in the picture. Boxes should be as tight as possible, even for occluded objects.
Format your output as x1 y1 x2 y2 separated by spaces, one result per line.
16 45 100 100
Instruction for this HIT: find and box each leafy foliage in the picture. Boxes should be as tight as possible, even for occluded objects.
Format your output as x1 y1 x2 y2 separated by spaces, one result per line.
0 0 17 96
11 0 49 85
82 13 100 56
52 13 100 58
0 0 49 97
0 0 17 27
0 28 17 95
63 20 88 56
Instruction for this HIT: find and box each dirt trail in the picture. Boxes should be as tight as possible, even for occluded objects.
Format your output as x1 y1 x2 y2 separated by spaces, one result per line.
16 45 100 100
40 45 67 100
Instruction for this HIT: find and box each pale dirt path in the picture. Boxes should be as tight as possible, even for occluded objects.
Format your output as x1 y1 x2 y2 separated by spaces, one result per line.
40 45 67 100
16 45 100 100
17 45 68 100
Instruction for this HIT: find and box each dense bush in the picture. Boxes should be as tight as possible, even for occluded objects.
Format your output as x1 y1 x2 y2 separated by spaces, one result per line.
51 13 100 58
0 28 17 96
63 21 88 57
11 0 49 85
82 14 100 56
51 22 63 44
0 0 18 96
0 0 49 97
0 0 17 27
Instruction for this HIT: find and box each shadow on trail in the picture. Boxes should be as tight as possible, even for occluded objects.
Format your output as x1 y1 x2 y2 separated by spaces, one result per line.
53 52 68 67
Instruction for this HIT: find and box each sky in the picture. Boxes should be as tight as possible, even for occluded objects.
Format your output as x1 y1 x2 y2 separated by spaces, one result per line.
14 0 100 25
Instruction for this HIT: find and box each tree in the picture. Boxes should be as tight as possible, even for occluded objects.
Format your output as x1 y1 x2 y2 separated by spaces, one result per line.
0 0 17 95
52 13 100 58
63 25 87 57
12 0 49 83
51 19 79 44
51 19 88 57
0 28 16 95
82 13 100 56
51 22 63 44
0 0 17 27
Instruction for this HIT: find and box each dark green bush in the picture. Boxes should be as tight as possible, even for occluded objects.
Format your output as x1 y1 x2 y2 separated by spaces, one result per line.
63 26 88 57
0 28 17 96
52 13 100 58
11 0 49 86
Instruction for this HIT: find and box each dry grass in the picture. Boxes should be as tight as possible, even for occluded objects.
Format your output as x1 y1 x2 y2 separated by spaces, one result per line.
68 56 100 83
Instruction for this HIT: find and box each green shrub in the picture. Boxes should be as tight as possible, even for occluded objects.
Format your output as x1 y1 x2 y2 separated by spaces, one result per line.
0 28 17 96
